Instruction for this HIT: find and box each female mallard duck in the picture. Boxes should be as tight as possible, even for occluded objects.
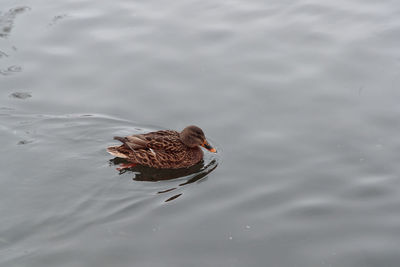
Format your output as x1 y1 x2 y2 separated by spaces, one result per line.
107 125 216 169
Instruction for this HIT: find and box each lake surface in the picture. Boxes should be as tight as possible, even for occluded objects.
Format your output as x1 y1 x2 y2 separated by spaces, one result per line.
1 0 400 266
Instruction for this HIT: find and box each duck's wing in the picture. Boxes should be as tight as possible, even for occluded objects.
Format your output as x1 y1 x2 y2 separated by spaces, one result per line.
143 130 186 153
114 130 183 152
113 135 147 150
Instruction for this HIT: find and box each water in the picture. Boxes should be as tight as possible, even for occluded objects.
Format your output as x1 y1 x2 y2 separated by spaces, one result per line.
1 0 400 266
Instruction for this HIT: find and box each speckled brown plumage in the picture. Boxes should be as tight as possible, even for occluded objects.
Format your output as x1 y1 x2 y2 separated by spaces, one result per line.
107 126 216 169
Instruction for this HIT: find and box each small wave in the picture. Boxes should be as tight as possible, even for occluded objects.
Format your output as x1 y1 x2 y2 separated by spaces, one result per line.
0 6 30 38
9 92 31 99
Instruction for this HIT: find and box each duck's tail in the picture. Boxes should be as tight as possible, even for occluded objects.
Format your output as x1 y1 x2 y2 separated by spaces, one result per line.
107 146 129 158
113 136 127 143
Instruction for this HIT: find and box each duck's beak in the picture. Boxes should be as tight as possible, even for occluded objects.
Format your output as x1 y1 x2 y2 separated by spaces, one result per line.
201 140 216 153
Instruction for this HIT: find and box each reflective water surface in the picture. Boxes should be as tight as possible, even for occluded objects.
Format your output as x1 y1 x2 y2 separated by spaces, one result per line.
1 0 400 266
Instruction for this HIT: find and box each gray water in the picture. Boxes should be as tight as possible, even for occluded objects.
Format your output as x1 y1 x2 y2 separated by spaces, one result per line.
1 0 400 266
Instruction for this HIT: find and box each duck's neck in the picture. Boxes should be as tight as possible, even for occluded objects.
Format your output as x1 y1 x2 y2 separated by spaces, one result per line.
179 132 192 147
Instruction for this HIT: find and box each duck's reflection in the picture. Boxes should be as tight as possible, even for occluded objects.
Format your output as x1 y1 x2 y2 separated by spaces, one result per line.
109 158 218 202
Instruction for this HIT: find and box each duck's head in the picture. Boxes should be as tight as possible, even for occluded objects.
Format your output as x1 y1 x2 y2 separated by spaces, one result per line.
180 125 216 152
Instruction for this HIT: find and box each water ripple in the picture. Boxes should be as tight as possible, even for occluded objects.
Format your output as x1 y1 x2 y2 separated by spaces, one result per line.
0 6 30 38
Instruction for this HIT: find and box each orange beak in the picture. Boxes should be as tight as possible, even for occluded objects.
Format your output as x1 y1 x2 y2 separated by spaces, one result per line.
201 140 216 153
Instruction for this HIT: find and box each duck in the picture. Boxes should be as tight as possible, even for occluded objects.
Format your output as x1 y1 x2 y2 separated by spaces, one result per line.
107 125 216 169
